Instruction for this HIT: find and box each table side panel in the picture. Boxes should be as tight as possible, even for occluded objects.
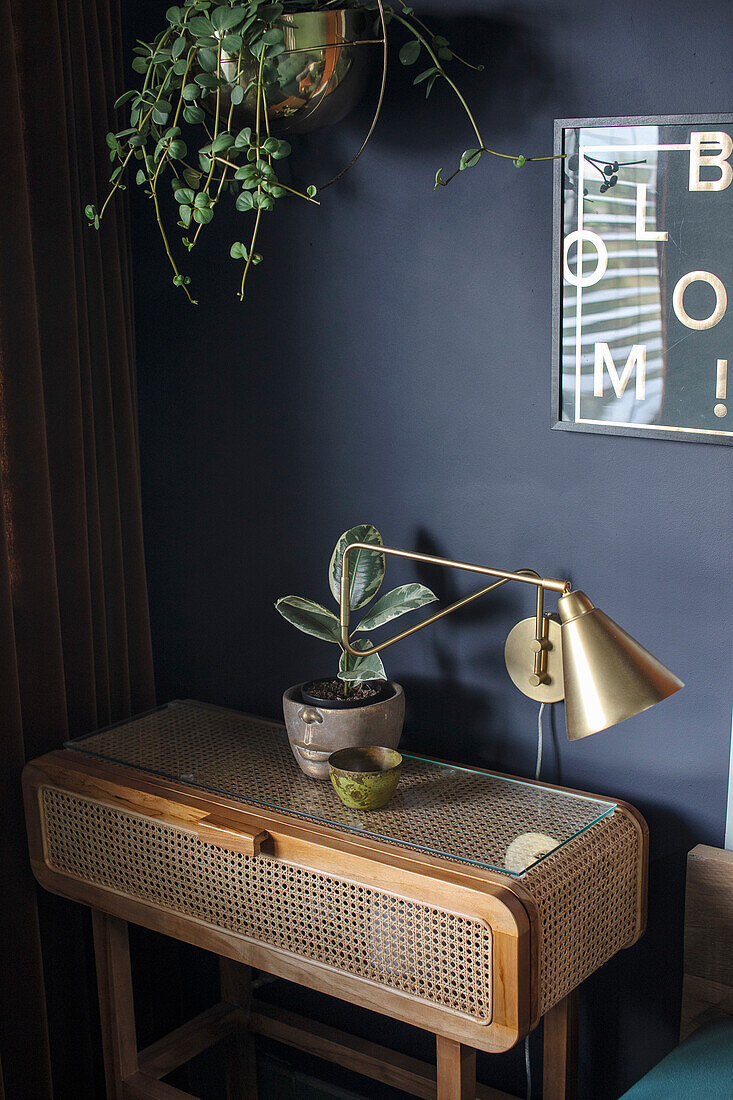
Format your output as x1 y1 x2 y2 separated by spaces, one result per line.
522 806 644 1019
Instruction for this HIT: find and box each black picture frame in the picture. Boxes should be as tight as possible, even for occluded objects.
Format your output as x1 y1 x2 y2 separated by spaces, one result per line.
552 114 733 446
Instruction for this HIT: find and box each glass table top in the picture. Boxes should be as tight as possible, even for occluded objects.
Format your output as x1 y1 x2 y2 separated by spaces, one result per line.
65 700 616 877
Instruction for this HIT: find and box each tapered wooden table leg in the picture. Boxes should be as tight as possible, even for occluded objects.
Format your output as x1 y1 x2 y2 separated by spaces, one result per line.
92 910 139 1100
436 1035 476 1100
220 957 258 1099
543 990 578 1100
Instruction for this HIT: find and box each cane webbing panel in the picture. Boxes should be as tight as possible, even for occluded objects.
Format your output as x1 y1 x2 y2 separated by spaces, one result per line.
524 810 641 1015
65 701 615 877
40 786 494 1022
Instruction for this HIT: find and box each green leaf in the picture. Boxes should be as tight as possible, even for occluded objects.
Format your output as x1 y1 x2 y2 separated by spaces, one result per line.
262 27 283 44
84 204 96 220
173 57 189 75
275 596 341 644
262 136 278 154
188 15 214 36
182 83 200 100
438 47 452 61
183 105 205 124
328 525 384 610
211 5 245 31
179 204 192 226
222 33 243 51
212 132 234 152
153 106 171 125
197 47 219 71
231 85 245 105
514 154 527 168
236 190 255 210
235 127 252 147
194 71 219 88
131 56 149 74
433 35 449 47
114 90 137 109
174 186 195 203
230 241 245 259
192 206 214 224
459 148 482 170
338 639 387 683
271 139 290 159
172 35 187 58
424 73 438 98
399 39 420 65
434 168 445 190
169 139 187 159
183 167 202 187
259 3 284 20
135 169 146 185
306 184 317 198
194 191 210 208
166 6 182 24
413 66 437 85
356 584 437 632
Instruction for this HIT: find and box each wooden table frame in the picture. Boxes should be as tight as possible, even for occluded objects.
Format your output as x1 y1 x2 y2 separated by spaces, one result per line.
91 907 577 1100
24 728 646 1100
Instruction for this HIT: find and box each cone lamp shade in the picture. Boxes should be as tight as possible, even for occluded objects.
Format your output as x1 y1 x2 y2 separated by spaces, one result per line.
558 591 684 740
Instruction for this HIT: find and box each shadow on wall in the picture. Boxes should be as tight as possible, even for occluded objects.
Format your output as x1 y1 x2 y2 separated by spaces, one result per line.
396 528 536 769
286 6 566 194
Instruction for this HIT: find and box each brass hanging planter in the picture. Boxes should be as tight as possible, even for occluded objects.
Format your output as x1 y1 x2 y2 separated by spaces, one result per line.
218 9 381 134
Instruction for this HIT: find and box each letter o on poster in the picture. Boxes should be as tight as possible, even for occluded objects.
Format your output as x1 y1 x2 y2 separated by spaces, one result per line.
673 270 727 330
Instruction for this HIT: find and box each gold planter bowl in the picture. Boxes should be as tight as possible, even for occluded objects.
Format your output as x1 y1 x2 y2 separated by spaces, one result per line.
218 10 376 134
329 745 403 810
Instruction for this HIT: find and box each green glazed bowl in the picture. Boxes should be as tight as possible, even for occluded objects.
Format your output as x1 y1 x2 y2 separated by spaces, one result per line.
328 746 402 810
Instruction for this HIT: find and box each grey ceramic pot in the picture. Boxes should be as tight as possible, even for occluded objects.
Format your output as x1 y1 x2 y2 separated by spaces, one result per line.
283 681 405 780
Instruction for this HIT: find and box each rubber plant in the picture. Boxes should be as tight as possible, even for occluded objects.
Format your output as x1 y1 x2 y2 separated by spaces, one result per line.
276 524 437 698
87 0 559 302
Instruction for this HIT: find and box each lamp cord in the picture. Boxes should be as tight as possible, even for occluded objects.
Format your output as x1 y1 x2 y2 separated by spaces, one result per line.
525 1032 532 1100
524 699 546 1100
535 701 545 781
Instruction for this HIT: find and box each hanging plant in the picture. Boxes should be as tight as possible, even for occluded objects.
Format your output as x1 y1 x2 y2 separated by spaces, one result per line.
86 0 560 303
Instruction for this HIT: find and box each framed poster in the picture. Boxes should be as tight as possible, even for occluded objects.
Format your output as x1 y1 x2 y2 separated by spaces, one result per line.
552 114 733 444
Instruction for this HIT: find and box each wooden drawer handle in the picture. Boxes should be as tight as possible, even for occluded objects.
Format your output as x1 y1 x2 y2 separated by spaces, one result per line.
196 814 269 856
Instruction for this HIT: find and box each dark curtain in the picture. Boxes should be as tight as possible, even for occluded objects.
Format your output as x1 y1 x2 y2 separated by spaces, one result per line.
1 0 156 1095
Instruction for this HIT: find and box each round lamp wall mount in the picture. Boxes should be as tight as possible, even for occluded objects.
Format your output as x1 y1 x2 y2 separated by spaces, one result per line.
339 543 683 742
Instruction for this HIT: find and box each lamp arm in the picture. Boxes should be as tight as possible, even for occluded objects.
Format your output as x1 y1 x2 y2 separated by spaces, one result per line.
339 543 571 678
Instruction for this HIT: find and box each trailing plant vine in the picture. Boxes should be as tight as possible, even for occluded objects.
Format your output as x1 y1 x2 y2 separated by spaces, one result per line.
87 0 561 303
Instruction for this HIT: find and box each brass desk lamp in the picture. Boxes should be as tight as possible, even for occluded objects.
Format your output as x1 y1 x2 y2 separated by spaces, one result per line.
339 543 683 740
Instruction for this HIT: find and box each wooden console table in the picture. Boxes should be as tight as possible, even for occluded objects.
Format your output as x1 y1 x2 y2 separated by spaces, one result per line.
23 700 648 1100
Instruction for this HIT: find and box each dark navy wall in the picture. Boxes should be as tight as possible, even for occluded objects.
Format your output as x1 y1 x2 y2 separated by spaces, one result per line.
127 0 733 1095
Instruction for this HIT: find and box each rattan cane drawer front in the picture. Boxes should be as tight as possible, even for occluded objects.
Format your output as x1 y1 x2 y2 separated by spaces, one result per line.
39 786 494 1023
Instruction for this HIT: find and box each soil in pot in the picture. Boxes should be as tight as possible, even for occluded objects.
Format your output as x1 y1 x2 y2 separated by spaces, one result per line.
301 678 389 710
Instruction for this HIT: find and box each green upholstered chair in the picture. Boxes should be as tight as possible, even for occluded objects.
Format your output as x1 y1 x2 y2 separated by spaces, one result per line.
619 1018 733 1099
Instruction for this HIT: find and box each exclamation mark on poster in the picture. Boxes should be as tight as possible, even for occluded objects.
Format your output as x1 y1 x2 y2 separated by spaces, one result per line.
714 359 728 418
